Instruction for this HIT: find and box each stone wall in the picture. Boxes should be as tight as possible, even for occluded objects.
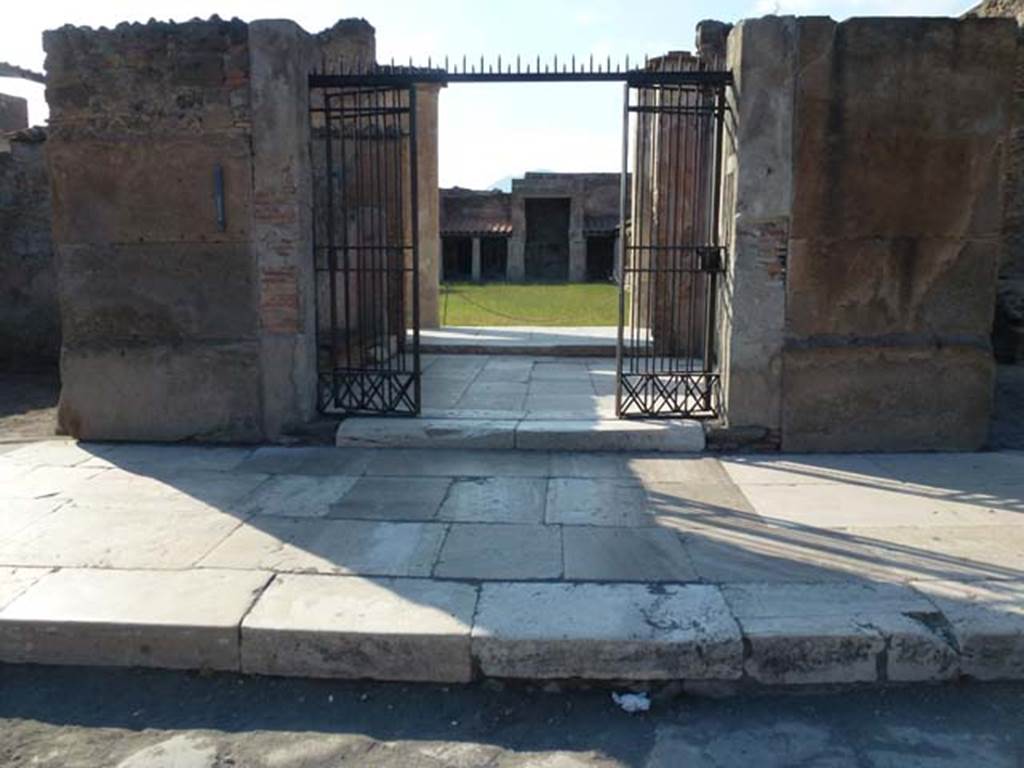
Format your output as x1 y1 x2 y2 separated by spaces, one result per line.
0 128 57 369
720 16 1016 451
45 17 378 442
0 94 28 134
964 0 1024 361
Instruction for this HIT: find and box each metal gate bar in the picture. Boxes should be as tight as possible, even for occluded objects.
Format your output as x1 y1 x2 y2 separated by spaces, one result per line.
311 82 420 415
616 75 727 419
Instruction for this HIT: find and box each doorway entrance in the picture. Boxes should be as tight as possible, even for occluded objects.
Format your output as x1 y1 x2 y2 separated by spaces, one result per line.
309 61 729 420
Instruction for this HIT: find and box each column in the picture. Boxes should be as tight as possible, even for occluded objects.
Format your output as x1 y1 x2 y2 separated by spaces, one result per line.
415 83 442 329
471 236 482 282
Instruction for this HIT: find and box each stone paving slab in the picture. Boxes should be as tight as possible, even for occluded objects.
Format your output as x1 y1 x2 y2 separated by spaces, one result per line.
471 582 743 680
0 498 66 542
739 482 1024 529
233 446 372 477
433 523 562 580
722 582 959 684
0 502 245 569
437 478 547 524
235 475 360 518
241 574 478 682
199 517 446 577
329 477 452 521
910 579 1024 680
0 566 51 610
0 568 270 671
545 478 652 526
562 526 697 582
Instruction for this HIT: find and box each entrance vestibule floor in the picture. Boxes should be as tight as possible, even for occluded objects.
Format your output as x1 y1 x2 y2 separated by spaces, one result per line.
422 353 616 419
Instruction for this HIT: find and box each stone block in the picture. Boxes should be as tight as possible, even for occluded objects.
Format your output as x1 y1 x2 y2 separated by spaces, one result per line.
791 17 1016 241
47 137 252 245
562 526 697 582
235 475 360 518
0 497 247 569
58 243 258 345
781 344 994 452
723 582 959 684
329 477 451 521
471 582 742 680
515 420 705 453
199 517 446 577
241 574 478 682
911 579 1024 681
545 478 652 526
364 448 552 478
437 478 547 524
728 17 796 221
0 501 64 543
336 418 517 450
234 446 372 476
433 524 562 580
57 341 263 442
0 568 270 671
0 567 51 611
786 238 1000 339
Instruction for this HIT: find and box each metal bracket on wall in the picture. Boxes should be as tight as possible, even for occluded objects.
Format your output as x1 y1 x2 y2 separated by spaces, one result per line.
213 164 226 232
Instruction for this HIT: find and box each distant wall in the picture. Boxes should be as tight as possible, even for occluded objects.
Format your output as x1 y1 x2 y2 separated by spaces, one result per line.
719 16 1016 451
0 128 57 369
0 94 28 133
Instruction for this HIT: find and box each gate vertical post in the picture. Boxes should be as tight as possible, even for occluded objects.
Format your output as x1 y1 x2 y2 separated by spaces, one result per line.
408 84 422 414
615 82 630 418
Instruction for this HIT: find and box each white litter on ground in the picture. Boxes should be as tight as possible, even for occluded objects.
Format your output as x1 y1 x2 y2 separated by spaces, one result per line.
611 692 651 713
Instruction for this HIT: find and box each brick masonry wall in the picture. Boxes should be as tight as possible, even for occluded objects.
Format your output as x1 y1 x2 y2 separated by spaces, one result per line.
0 129 58 369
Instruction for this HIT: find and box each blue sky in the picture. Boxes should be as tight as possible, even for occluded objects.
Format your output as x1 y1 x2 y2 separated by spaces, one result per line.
2 0 967 186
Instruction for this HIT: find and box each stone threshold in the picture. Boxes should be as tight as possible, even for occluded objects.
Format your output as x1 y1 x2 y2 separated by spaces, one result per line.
335 416 706 452
0 568 1020 689
421 342 616 357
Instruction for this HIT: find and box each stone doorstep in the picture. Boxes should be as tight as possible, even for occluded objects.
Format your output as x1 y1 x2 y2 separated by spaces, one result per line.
0 570 1022 688
420 344 616 358
336 417 706 453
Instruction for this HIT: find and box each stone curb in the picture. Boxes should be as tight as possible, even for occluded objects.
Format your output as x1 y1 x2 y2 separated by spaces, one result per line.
0 569 1022 689
336 417 706 453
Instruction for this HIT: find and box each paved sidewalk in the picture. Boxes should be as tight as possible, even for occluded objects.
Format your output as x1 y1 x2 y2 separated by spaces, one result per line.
1 440 1023 687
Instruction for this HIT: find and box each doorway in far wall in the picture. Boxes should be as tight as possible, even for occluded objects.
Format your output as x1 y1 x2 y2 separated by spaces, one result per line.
586 234 616 282
525 197 571 281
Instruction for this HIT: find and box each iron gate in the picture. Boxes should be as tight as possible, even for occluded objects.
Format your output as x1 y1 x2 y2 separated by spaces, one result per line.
311 82 420 415
615 72 727 418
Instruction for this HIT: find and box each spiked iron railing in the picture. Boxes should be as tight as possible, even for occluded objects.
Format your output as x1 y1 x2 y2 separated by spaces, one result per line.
309 53 732 86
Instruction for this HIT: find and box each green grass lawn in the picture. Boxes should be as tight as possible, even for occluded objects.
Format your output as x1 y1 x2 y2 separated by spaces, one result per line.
439 282 619 327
